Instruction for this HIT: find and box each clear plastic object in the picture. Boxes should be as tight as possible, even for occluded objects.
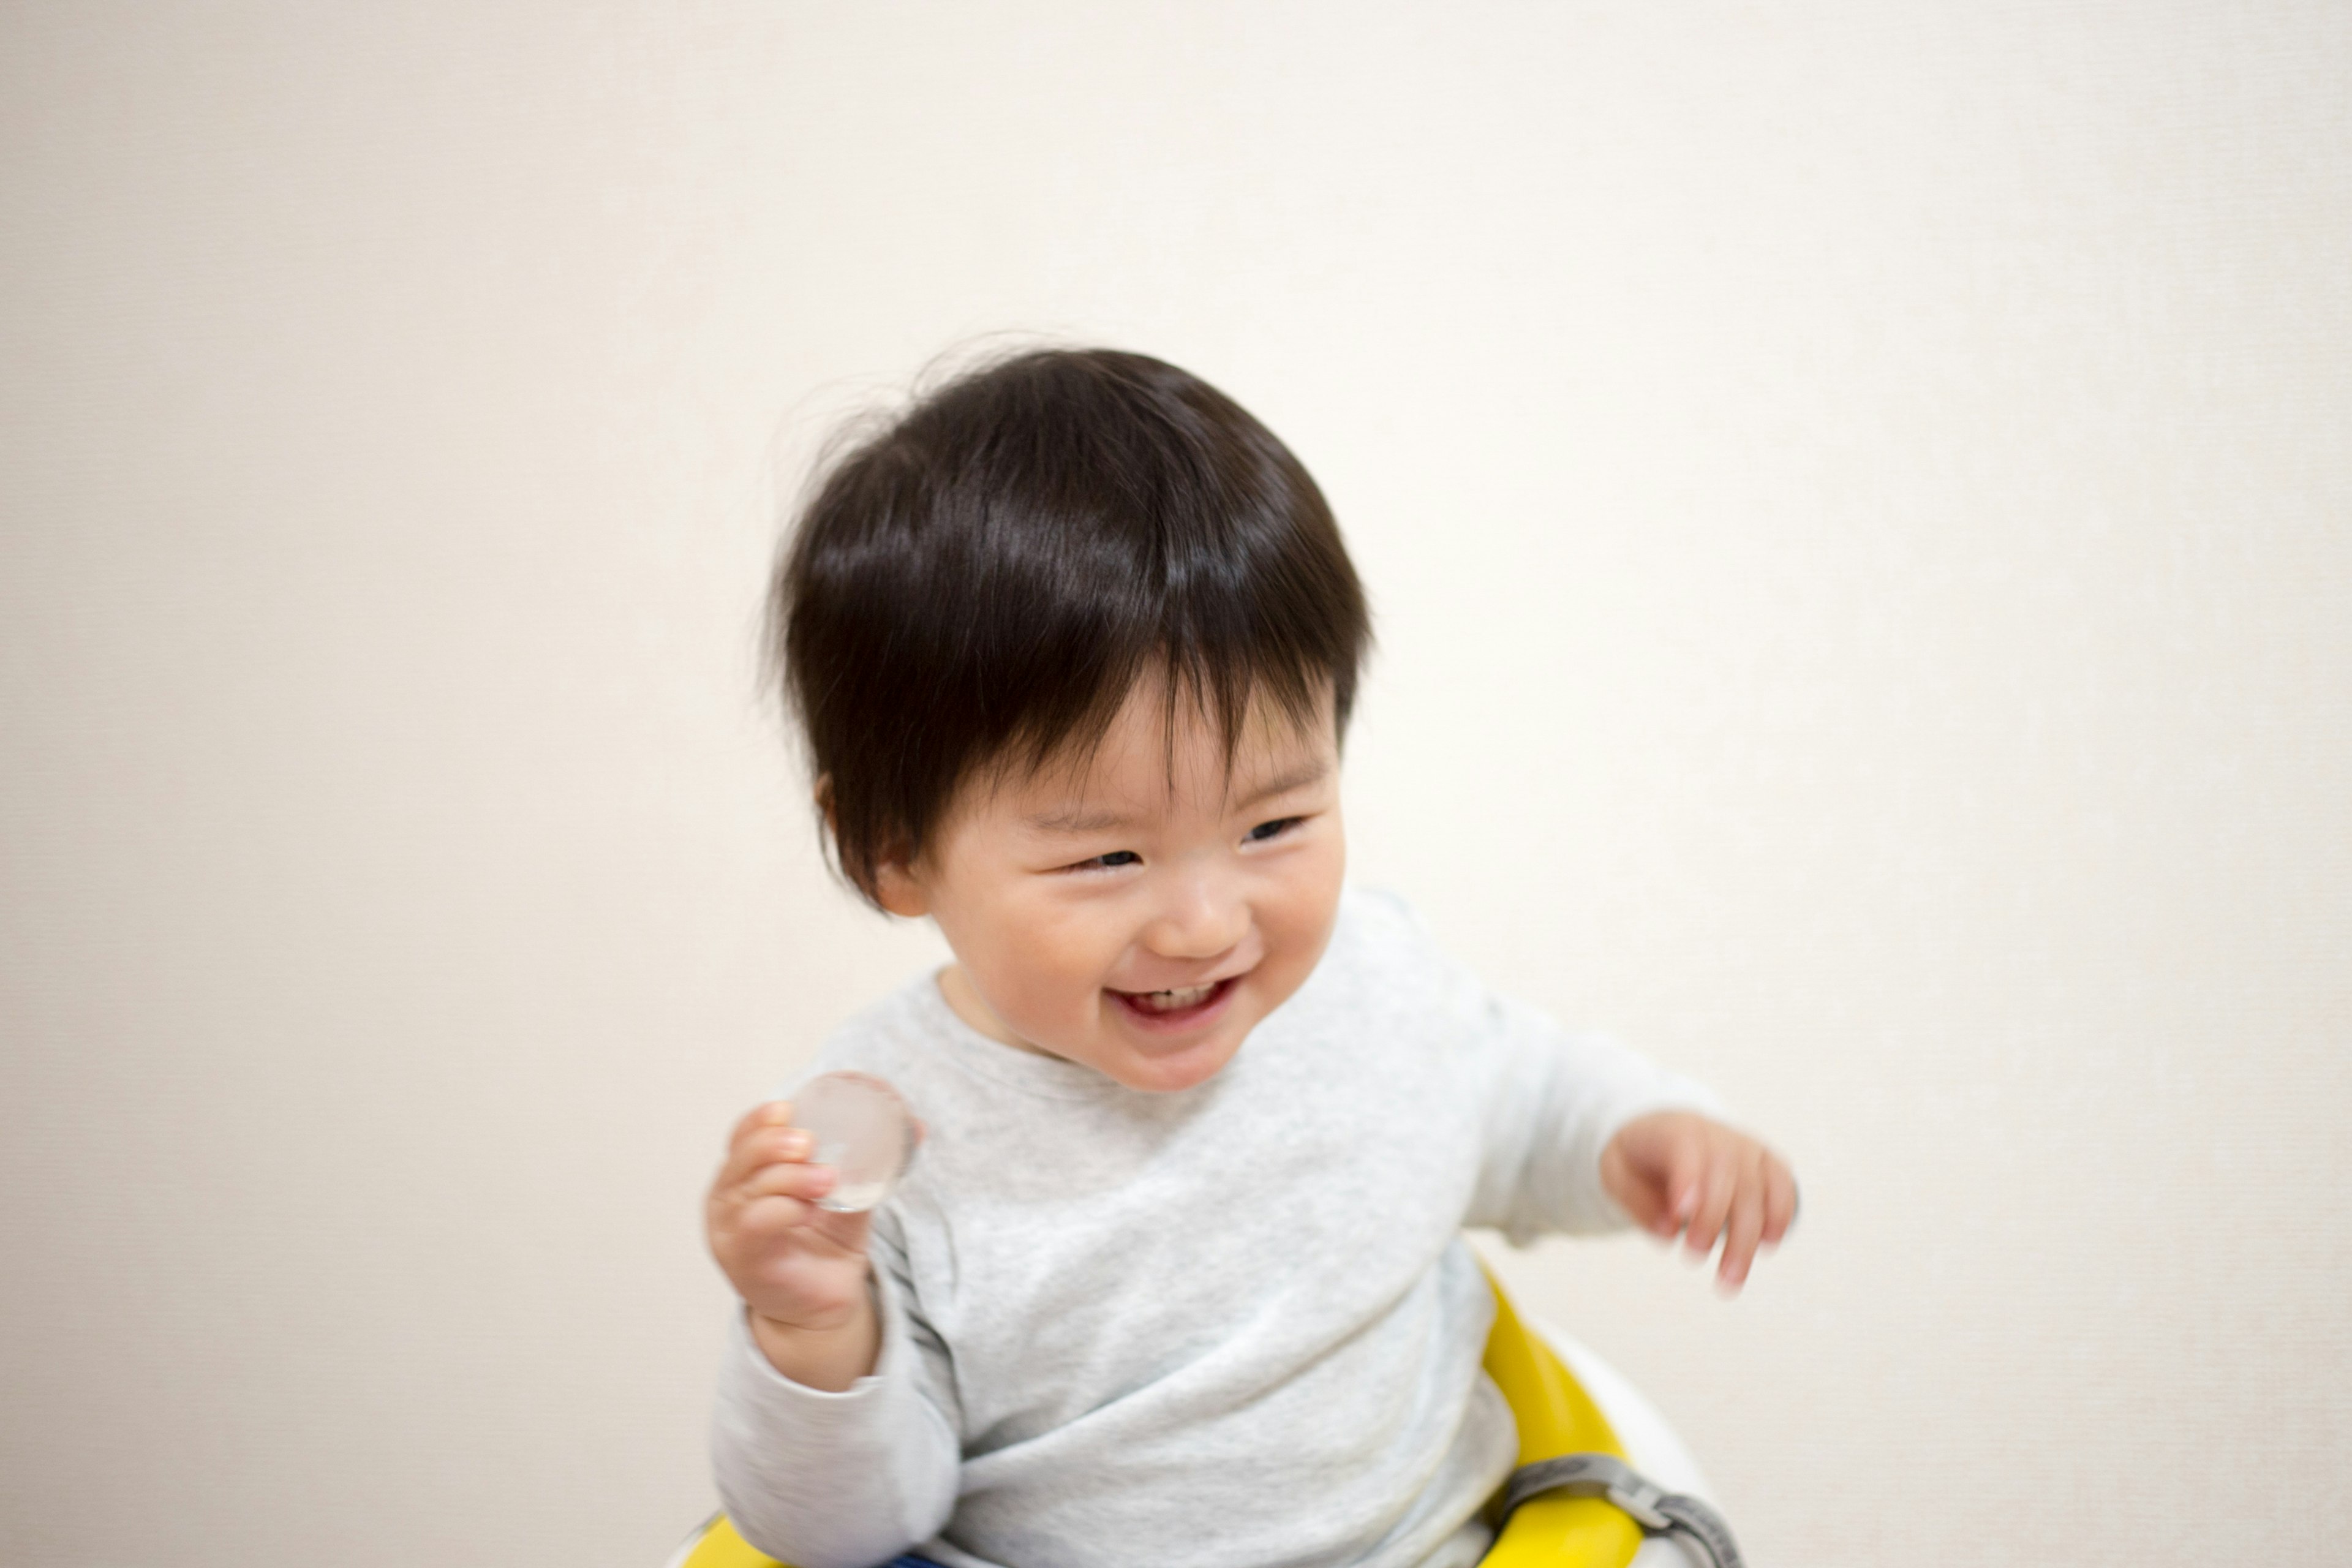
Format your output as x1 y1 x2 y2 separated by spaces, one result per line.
789 1071 916 1213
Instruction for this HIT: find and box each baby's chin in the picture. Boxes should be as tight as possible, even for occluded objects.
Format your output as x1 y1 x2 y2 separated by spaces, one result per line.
1093 1039 1248 1093
997 1005 1256 1093
1104 1005 1264 1092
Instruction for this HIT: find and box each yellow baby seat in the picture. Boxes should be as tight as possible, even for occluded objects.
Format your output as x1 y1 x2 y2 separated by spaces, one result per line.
671 1278 1739 1568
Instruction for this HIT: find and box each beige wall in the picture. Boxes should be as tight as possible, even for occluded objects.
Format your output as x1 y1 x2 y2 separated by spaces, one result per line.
4 4 2346 1564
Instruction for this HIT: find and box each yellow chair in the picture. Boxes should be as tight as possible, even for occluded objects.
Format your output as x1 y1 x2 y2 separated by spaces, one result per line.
671 1278 1716 1568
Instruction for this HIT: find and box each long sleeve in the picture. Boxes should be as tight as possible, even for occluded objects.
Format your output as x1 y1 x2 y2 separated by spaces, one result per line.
710 1257 962 1568
1460 984 1724 1244
706 887 1726 1568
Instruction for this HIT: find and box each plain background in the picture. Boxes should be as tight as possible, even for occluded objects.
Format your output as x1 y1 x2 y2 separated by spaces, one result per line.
3 4 2347 1564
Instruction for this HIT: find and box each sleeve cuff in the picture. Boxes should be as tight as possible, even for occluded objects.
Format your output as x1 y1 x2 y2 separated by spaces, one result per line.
1579 1078 1734 1235
727 1265 915 1409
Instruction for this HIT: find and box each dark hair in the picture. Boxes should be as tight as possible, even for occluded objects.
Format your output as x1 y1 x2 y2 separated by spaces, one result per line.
771 347 1372 907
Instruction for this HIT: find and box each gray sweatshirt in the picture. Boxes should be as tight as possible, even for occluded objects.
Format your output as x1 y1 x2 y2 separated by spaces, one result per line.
712 888 1719 1568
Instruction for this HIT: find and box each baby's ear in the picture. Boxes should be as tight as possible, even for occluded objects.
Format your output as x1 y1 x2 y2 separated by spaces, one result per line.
815 774 922 916
872 856 930 919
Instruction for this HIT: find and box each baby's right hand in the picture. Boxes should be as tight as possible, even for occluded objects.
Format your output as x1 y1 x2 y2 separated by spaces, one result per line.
706 1100 872 1333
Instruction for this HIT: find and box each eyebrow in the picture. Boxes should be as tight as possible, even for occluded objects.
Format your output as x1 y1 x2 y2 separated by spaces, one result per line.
1025 804 1141 834
1023 758 1333 835
1234 757 1333 811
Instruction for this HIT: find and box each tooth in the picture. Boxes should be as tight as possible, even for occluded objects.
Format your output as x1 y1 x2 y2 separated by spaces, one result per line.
1139 982 1213 1011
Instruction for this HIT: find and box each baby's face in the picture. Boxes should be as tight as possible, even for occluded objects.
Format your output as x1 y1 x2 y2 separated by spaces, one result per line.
881 680 1346 1092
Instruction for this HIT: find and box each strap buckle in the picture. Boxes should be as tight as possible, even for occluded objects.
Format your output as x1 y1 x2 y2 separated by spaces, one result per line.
1498 1453 1745 1568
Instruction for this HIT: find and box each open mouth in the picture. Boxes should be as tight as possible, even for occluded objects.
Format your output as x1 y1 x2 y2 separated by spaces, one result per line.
1108 974 1239 1027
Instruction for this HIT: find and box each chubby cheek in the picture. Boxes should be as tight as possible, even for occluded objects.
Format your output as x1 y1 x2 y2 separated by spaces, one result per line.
979 900 1126 1035
1256 911 1327 997
1257 852 1346 995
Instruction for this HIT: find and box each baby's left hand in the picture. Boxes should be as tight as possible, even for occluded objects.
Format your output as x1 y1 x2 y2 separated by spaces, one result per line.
1600 1111 1798 1294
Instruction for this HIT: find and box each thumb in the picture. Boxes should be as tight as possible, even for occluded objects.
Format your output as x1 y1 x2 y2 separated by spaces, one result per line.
1605 1115 1703 1239
810 1202 876 1252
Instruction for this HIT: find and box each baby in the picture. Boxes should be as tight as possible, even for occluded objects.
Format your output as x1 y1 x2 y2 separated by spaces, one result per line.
705 349 1797 1568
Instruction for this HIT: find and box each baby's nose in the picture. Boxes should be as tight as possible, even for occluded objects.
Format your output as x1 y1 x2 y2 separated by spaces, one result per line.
1145 873 1250 959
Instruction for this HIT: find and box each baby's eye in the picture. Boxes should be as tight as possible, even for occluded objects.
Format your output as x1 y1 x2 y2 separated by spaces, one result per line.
1245 817 1302 844
1069 849 1142 872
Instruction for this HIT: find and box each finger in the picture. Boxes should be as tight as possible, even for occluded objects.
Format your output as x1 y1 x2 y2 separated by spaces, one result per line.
1601 1140 1667 1235
1761 1155 1799 1245
1716 1164 1766 1291
718 1125 813 1189
1617 1180 1673 1238
1660 1130 1708 1239
727 1191 817 1239
718 1102 795 1187
737 1189 873 1252
1612 1120 1704 1240
804 1202 875 1253
741 1159 838 1205
727 1099 794 1153
1684 1151 1737 1261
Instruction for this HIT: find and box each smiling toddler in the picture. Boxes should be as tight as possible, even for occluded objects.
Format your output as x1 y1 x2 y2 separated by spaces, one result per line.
705 349 1796 1568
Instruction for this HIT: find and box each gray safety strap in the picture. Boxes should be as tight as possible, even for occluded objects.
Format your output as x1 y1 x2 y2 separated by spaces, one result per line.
1498 1453 1745 1568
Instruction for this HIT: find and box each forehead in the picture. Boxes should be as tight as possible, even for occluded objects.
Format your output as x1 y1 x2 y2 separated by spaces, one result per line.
989 679 1338 821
